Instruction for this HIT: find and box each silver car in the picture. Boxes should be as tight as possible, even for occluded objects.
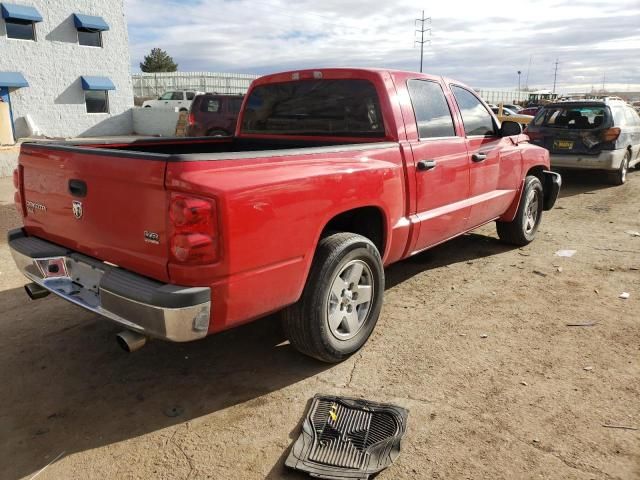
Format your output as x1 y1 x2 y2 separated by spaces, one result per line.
525 99 640 185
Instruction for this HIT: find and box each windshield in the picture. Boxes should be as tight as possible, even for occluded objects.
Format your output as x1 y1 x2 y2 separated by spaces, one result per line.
533 105 609 129
240 79 385 137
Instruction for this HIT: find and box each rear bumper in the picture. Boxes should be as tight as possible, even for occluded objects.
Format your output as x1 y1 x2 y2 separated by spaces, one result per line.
8 228 211 342
549 149 627 171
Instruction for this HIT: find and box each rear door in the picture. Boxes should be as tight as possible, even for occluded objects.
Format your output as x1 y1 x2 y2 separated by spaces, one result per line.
450 85 521 228
404 78 470 252
19 144 170 281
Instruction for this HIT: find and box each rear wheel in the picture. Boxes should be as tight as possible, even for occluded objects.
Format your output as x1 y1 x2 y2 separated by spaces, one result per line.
609 151 630 186
496 175 544 246
282 233 384 363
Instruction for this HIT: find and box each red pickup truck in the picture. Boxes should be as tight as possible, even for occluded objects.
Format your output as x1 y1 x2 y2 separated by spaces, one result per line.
9 68 560 362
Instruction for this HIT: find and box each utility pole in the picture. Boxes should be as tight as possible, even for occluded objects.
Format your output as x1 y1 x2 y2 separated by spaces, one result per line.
552 59 559 94
415 11 431 73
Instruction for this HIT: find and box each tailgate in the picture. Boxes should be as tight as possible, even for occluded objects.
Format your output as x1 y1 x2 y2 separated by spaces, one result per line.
19 144 170 282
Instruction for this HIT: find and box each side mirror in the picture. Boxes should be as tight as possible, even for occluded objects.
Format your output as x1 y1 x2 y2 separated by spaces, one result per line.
500 120 522 137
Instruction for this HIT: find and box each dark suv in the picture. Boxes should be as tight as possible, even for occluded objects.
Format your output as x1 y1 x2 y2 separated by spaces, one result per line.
187 94 244 137
525 99 640 185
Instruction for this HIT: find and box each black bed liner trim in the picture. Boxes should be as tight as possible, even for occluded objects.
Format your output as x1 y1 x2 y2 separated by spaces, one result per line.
21 139 398 163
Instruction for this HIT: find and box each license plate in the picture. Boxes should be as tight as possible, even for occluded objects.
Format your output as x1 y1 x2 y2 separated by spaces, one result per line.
553 140 574 149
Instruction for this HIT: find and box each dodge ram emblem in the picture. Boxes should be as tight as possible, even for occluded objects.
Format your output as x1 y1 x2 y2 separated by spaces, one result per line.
72 201 83 219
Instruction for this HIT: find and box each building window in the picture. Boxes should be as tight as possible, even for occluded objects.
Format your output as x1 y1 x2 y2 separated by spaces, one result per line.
77 28 102 47
5 18 36 40
85 90 109 113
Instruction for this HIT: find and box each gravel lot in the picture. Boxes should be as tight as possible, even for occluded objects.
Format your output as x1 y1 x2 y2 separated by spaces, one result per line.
0 170 638 480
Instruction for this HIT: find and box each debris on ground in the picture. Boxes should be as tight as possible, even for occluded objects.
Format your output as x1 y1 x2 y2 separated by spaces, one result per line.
566 322 598 327
480 334 488 339
619 292 630 300
163 406 184 418
625 231 640 237
533 270 547 277
602 424 638 431
285 395 408 480
583 366 593 371
555 249 577 258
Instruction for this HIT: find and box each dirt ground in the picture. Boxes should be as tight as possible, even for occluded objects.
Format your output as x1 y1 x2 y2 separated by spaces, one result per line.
0 169 638 480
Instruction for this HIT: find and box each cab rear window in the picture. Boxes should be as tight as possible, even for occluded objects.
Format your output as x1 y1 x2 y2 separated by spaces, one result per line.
240 79 384 137
533 106 609 130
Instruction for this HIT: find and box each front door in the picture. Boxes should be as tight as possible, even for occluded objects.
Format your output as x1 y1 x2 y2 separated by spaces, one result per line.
406 79 470 253
450 85 520 228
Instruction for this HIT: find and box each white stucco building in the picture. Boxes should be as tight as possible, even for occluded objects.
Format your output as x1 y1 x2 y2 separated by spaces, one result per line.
0 0 133 140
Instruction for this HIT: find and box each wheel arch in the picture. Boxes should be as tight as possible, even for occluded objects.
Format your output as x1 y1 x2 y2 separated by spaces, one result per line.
319 206 388 259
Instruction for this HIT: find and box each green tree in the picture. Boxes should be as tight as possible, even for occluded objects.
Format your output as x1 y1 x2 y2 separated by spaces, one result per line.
139 48 178 73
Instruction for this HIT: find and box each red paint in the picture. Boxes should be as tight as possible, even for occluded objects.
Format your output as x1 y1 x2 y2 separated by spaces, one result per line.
16 68 551 335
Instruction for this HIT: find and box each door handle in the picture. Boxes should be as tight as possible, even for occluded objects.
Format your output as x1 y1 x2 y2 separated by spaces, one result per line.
472 152 488 162
68 179 87 198
416 160 437 171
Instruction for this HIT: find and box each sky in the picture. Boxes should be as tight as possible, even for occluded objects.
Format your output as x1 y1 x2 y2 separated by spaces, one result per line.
124 0 640 93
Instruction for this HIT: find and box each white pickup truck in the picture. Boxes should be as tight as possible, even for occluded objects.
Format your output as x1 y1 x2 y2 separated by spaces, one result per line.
142 90 204 111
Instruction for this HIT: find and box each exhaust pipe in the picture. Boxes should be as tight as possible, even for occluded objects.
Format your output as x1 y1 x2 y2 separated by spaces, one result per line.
25 282 50 300
116 330 147 353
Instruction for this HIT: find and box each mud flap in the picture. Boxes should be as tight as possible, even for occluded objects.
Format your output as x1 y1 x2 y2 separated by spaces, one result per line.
542 170 562 210
285 395 408 480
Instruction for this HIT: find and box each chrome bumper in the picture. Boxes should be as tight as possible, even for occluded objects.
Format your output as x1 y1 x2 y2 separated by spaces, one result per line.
8 229 211 342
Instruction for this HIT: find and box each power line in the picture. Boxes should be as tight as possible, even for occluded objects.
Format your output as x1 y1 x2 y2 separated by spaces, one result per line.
414 10 431 73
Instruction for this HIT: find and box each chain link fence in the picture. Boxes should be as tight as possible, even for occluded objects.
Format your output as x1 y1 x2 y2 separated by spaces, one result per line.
132 72 259 98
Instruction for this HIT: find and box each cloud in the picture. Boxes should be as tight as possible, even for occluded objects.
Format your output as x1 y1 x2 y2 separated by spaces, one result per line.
124 0 640 92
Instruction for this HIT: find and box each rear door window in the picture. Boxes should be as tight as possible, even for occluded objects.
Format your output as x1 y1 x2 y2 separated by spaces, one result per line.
451 86 496 136
534 106 609 129
200 98 221 113
171 92 184 101
186 92 196 100
241 79 384 137
407 79 456 138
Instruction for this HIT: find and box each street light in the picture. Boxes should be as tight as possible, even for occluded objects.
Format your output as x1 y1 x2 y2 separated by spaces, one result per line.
517 70 521 91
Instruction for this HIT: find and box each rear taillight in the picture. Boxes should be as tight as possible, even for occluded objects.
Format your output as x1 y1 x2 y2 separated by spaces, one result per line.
169 194 218 264
187 113 195 126
601 127 621 142
12 168 19 189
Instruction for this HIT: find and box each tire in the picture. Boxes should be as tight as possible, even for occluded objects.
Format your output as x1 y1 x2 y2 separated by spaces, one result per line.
282 232 384 363
608 151 630 186
496 175 544 246
206 129 228 137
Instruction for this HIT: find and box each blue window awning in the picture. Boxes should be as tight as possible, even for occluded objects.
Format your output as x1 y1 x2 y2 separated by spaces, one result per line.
0 71 28 88
1 3 43 22
81 76 116 91
73 13 109 31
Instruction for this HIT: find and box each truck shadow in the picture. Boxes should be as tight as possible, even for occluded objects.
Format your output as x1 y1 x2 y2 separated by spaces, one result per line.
0 229 517 479
0 286 329 480
386 232 514 289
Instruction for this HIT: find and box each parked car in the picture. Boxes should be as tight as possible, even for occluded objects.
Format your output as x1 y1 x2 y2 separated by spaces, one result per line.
490 105 534 126
142 90 204 111
502 103 522 112
519 106 540 116
9 68 560 362
187 94 244 137
525 99 640 185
